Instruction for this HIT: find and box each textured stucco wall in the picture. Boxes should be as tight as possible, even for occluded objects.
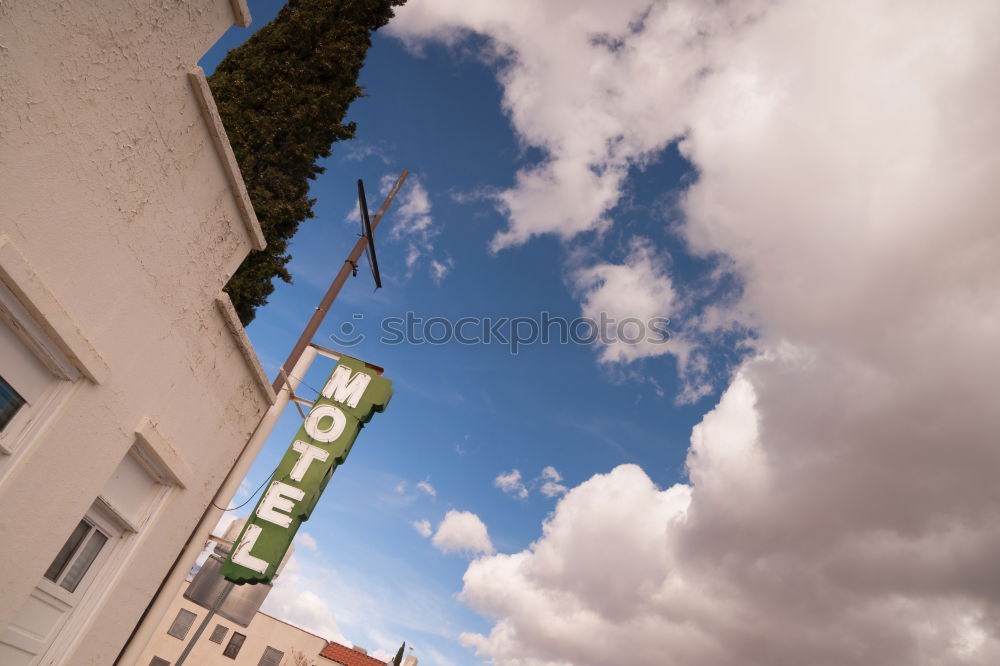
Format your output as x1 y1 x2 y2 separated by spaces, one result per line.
0 1 272 663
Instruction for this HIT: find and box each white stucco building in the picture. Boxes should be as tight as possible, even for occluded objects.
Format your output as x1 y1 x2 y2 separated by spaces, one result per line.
0 1 278 663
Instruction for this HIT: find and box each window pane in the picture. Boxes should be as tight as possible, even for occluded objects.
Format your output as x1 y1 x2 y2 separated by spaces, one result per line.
167 608 198 640
223 632 246 659
60 529 108 593
43 520 91 583
0 374 26 430
258 646 284 666
149 658 171 666
209 624 228 644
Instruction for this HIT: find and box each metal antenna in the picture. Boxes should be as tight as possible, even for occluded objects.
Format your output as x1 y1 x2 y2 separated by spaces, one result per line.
357 179 382 289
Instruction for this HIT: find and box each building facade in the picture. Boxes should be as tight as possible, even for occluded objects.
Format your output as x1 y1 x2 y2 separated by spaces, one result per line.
137 581 405 666
138 581 328 666
0 1 277 663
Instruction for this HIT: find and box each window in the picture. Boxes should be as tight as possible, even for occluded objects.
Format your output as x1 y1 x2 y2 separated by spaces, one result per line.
223 632 246 659
258 646 284 666
149 658 170 666
42 518 110 593
0 257 86 459
0 375 25 430
209 623 228 644
166 608 197 640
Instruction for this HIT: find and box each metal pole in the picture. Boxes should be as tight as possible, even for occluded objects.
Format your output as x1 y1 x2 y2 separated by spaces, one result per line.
271 170 409 393
174 581 234 666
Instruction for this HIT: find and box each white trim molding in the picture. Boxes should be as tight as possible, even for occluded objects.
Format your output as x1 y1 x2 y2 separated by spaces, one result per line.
215 292 276 404
134 417 191 489
188 67 266 252
0 235 107 384
229 0 252 28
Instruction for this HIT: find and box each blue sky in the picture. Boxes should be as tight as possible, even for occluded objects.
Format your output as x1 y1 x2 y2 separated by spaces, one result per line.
199 2 1000 665
201 5 722 662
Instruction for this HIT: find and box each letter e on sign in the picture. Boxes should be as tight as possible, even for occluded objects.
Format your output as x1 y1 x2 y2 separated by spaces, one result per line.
256 481 305 528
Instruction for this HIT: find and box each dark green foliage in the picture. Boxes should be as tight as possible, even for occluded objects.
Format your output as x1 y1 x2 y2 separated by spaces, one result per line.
212 0 405 325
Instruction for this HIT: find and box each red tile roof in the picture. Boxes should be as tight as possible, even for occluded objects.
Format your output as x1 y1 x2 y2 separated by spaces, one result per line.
319 641 387 666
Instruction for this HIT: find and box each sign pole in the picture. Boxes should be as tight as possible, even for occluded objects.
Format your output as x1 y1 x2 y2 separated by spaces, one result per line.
271 170 408 393
173 582 233 666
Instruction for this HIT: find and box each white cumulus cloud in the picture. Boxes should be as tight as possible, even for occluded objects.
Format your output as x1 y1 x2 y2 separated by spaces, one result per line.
383 175 453 283
261 556 349 645
537 466 567 498
573 238 703 398
295 532 319 553
432 510 495 556
416 479 437 497
390 0 1000 664
495 469 529 499
411 519 433 538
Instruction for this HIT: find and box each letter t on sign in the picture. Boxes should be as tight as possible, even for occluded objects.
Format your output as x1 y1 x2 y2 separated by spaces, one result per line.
290 441 329 482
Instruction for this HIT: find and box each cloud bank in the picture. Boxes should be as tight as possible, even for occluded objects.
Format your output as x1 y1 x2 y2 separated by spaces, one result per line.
390 0 1000 664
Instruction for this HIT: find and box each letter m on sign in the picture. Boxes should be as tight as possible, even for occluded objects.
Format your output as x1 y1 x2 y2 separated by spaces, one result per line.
322 364 372 408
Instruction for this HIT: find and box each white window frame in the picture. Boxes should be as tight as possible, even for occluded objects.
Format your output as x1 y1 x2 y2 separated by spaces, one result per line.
0 236 106 480
35 502 122 608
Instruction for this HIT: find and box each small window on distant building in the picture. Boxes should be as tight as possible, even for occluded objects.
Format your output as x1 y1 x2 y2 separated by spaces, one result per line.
223 632 246 659
149 657 170 666
0 374 25 431
166 608 198 640
209 623 228 644
257 646 285 666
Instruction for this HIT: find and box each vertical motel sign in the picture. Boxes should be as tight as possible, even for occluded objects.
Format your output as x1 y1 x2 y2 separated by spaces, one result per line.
221 357 393 584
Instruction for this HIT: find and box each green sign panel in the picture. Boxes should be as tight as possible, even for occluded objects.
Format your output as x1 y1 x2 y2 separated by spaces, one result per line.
221 357 393 584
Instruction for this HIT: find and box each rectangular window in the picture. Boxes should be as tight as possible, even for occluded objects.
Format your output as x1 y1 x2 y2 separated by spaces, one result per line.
166 608 198 640
0 374 25 430
209 623 228 644
149 658 171 666
42 519 110 593
223 632 246 659
258 646 284 666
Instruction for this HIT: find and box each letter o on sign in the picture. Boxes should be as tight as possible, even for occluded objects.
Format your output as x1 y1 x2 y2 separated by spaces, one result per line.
304 404 347 443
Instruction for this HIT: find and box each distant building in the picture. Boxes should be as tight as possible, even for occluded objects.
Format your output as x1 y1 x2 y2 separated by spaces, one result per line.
137 580 326 666
0 1 277 664
137 581 412 666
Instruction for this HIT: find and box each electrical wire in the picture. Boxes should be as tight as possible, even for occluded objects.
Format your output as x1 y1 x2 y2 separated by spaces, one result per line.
210 370 324 512
212 475 270 512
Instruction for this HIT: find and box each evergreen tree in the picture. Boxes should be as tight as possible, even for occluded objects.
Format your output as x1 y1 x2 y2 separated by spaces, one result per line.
211 0 405 324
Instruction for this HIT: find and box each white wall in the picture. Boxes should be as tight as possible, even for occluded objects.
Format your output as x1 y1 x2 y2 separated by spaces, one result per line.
0 0 275 663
